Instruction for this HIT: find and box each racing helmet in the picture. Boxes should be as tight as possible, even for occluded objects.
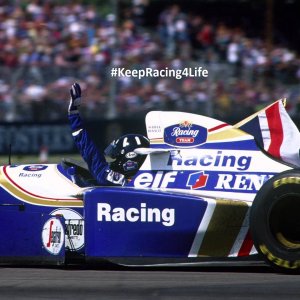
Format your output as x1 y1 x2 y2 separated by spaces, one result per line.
104 134 150 178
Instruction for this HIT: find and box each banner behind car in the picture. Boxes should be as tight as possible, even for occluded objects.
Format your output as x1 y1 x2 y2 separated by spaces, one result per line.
0 120 146 155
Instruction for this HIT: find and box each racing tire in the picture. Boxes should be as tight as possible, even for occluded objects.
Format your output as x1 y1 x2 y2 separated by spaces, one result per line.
250 170 300 274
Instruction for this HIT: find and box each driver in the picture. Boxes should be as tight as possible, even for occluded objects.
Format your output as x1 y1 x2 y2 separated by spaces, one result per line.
68 82 150 186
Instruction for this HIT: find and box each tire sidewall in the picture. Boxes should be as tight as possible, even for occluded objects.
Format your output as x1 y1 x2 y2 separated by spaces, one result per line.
250 170 300 272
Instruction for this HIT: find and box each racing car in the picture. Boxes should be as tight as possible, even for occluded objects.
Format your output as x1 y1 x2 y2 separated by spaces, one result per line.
0 99 299 273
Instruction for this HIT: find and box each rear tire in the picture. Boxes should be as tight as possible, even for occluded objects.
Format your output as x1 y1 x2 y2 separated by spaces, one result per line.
250 170 300 273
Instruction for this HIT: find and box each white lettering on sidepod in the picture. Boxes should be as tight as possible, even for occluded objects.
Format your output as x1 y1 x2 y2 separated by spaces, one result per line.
97 203 175 227
134 171 178 188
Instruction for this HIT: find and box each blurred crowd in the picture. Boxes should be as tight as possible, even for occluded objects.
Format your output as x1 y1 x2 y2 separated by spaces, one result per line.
0 0 300 122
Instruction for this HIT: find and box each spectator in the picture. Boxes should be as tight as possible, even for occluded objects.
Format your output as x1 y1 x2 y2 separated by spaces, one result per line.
0 0 299 122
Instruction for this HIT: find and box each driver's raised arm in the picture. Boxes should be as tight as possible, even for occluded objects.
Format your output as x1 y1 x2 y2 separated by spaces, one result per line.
68 83 125 186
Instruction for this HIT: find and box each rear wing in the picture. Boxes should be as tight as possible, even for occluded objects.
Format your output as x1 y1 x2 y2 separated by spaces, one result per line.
145 111 251 149
233 99 300 167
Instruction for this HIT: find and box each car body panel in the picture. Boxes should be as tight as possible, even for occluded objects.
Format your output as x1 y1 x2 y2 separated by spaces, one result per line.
0 107 296 266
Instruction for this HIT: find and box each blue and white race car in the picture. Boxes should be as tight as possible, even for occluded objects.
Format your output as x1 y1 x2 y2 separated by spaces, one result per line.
0 99 299 273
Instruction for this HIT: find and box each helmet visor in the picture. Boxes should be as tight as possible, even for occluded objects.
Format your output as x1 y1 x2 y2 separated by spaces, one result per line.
104 141 118 162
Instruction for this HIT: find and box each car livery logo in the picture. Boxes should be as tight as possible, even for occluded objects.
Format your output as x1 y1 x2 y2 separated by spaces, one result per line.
164 121 207 147
123 160 138 172
125 151 137 159
97 202 175 227
23 165 48 171
187 171 209 189
50 208 84 251
42 217 64 255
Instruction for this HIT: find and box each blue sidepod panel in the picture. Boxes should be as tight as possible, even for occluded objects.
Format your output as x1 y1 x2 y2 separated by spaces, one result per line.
0 206 65 265
84 187 208 258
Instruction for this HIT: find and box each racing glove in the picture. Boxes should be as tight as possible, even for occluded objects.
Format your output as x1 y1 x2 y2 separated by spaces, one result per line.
68 82 82 114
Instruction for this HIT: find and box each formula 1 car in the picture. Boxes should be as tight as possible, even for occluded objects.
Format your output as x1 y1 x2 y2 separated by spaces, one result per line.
0 99 299 273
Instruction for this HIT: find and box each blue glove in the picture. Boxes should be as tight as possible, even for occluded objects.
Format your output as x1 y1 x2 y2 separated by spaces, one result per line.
68 82 82 114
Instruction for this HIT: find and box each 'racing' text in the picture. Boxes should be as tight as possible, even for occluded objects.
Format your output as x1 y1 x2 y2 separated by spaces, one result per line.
97 202 175 227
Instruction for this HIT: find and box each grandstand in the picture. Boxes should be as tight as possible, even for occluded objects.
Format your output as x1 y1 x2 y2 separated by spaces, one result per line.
0 0 299 124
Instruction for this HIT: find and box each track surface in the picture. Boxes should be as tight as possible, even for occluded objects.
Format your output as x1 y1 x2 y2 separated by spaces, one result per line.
0 264 299 299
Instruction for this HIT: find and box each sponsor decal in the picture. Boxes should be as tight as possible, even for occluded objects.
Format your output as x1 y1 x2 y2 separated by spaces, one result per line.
23 165 48 171
125 151 137 159
50 209 84 251
123 160 138 172
19 172 42 178
147 125 161 134
259 244 300 269
164 121 207 147
133 170 273 192
273 176 300 188
134 171 178 188
42 217 64 255
107 170 124 185
187 171 209 189
215 173 273 191
97 202 175 227
168 150 252 171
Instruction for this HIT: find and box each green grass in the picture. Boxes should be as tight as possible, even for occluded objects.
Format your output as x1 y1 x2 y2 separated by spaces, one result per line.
0 154 83 165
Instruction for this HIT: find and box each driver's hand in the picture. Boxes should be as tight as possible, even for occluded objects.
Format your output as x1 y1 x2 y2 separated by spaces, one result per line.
68 82 82 114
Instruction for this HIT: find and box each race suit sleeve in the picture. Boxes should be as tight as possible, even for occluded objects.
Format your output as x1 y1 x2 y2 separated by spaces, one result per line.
68 113 125 186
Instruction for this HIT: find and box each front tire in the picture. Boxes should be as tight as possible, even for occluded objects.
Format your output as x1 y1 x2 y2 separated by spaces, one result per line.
250 170 300 273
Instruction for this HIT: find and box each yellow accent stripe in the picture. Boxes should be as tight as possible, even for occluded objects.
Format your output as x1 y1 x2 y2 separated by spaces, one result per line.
0 168 83 207
150 138 164 144
207 128 249 141
198 199 249 257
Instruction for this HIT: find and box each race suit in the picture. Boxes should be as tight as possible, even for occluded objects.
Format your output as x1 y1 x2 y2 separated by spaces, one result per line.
68 112 126 186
